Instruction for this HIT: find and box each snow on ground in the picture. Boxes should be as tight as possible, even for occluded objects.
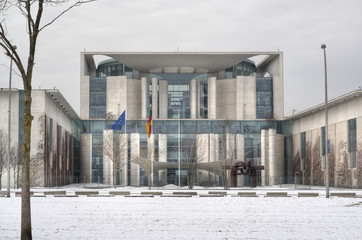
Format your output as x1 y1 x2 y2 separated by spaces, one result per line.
1 185 362 239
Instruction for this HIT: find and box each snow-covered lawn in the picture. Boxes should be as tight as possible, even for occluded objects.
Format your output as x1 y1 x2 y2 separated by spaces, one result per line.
1 186 362 239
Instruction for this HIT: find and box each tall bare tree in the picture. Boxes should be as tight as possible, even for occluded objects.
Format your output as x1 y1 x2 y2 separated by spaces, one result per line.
182 136 208 189
139 137 158 189
336 141 352 188
218 134 236 190
355 142 362 188
102 130 127 188
0 129 8 190
0 1 95 239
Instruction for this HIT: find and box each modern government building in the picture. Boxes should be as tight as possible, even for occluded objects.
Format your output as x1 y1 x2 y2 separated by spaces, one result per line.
1 51 361 189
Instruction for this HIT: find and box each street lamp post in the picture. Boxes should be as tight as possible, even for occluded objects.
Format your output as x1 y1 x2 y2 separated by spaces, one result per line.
321 44 329 198
7 45 17 198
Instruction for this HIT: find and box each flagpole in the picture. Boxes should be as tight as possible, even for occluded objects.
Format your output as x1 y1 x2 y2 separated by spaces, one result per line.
178 109 181 187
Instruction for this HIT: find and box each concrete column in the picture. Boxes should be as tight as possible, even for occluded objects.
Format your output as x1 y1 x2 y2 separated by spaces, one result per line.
226 133 235 160
159 80 168 119
120 134 128 186
196 79 200 118
209 134 219 181
196 134 209 163
103 130 113 185
152 77 158 119
148 134 155 186
107 76 127 118
80 134 92 183
243 76 256 119
130 133 140 186
268 129 284 185
196 134 209 184
208 77 217 119
80 76 90 119
236 76 244 119
261 129 268 186
273 75 284 119
236 134 245 186
141 77 147 119
158 134 167 184
190 79 200 119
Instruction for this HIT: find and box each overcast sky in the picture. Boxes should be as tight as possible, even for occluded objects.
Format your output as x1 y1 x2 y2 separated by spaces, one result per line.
1 0 361 117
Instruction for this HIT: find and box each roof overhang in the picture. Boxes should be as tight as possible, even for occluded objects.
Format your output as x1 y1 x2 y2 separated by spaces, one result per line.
46 90 80 121
83 52 282 73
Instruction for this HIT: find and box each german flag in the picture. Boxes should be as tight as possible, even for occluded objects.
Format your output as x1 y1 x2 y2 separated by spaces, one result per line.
146 115 152 139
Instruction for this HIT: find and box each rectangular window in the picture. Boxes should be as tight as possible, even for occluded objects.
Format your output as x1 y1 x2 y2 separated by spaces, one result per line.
256 77 273 119
321 127 326 170
300 132 306 171
89 77 106 119
321 127 326 156
49 118 53 152
348 118 357 168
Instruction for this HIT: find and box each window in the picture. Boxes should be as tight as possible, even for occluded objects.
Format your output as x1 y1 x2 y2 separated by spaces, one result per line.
89 77 106 119
300 132 306 171
348 118 357 168
321 127 326 170
256 77 273 119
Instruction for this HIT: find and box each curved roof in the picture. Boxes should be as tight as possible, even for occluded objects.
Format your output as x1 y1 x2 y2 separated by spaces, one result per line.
83 52 282 74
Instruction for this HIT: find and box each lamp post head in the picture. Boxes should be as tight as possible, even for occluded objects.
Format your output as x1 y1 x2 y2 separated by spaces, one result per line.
321 44 326 49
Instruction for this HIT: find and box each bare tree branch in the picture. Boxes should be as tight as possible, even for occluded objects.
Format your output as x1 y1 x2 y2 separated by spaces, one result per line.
39 0 97 32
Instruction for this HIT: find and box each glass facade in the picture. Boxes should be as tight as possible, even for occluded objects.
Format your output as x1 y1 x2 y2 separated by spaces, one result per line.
225 60 257 78
300 132 306 171
256 77 273 119
89 77 106 119
96 60 133 78
92 133 103 183
149 73 208 119
348 118 357 168
82 119 279 186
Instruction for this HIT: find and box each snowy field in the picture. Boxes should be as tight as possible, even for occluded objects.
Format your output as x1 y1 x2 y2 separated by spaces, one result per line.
1 185 362 239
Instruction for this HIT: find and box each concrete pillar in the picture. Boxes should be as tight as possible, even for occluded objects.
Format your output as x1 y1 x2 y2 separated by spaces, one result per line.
261 129 268 186
243 76 256 119
196 134 209 184
268 129 284 185
196 134 209 163
141 77 147 119
273 75 284 119
80 134 92 183
226 133 235 160
208 77 217 119
103 130 113 185
130 133 140 186
107 76 127 118
236 134 245 186
196 79 200 118
190 79 200 119
152 77 158 119
158 134 167 184
236 76 244 119
209 134 219 182
159 80 168 119
120 134 128 186
148 134 155 186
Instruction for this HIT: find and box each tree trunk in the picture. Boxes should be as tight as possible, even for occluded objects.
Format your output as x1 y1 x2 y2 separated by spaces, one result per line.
21 81 33 240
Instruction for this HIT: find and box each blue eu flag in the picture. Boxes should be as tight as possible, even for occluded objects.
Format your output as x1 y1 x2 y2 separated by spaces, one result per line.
111 110 126 130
